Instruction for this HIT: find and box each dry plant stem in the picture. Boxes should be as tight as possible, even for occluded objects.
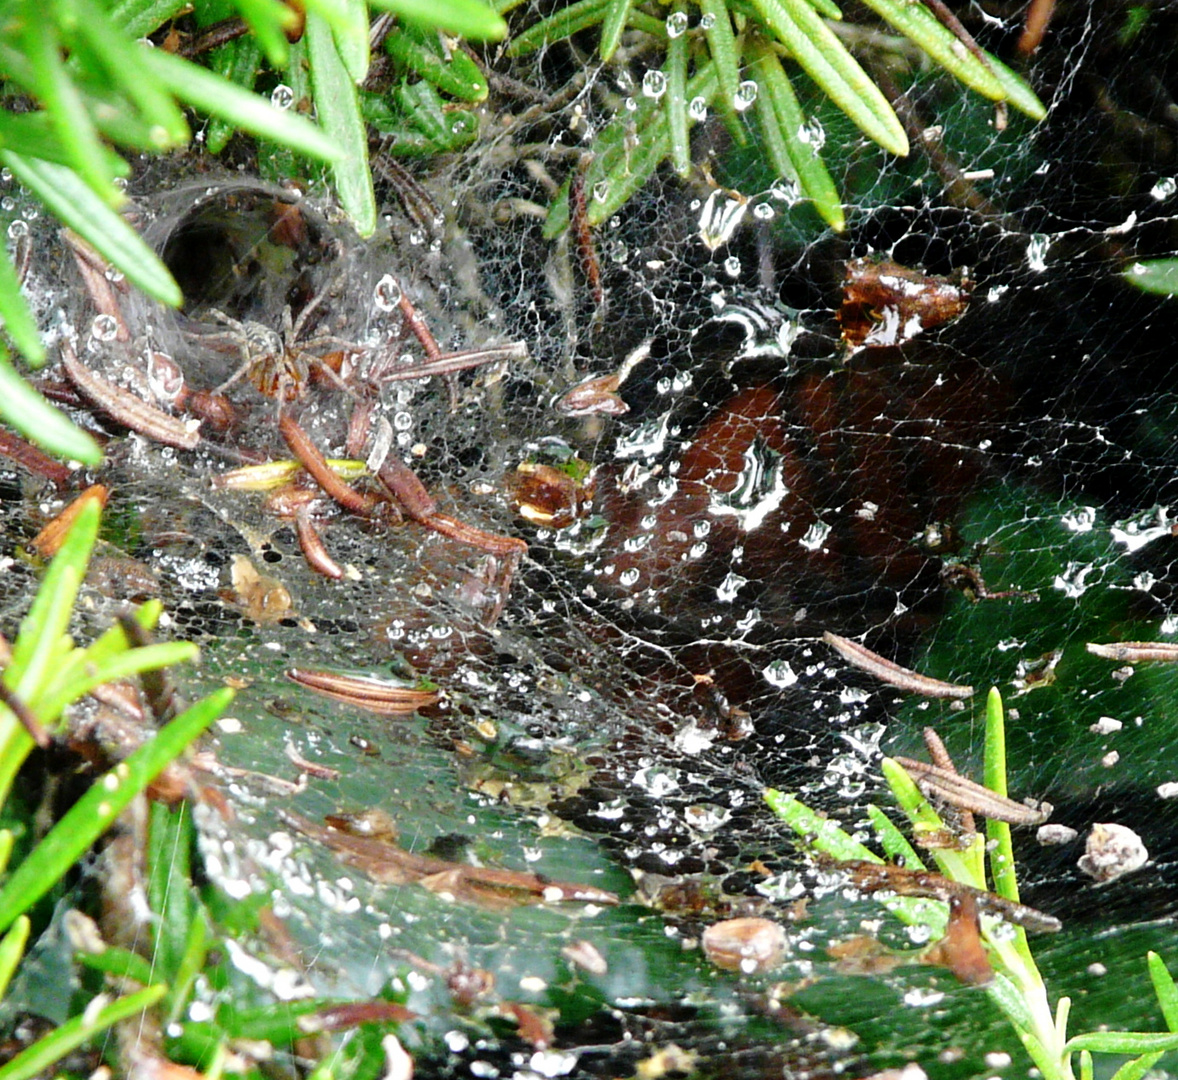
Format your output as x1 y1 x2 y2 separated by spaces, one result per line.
893 756 1049 825
842 859 1061 933
822 631 974 698
1086 641 1178 662
1017 0 1056 55
377 343 529 382
570 156 605 311
286 668 440 714
294 508 344 579
0 429 76 485
371 156 442 239
61 341 202 450
278 413 376 516
0 682 50 748
922 727 975 835
922 0 993 73
65 231 131 343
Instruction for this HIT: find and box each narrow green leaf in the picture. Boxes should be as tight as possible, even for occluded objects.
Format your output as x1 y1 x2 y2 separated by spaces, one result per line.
385 28 489 101
166 908 209 1025
234 0 298 68
750 0 908 155
866 804 925 869
108 0 189 38
62 0 190 145
0 832 12 877
1149 952 1178 1031
0 353 98 463
764 788 880 861
0 917 29 1000
506 0 612 56
0 985 167 1080
665 5 689 175
1109 1053 1165 1080
0 247 45 366
7 499 100 698
1124 258 1178 297
801 0 841 18
854 0 1005 100
978 50 1046 121
1079 1050 1094 1080
307 13 376 236
983 686 1022 904
20 10 117 200
1 151 182 307
34 642 199 721
74 943 156 987
148 801 195 987
137 47 343 163
598 0 633 60
370 0 508 40
333 0 371 83
1065 1032 1178 1054
700 0 745 142
748 39 843 230
206 37 264 155
0 687 233 934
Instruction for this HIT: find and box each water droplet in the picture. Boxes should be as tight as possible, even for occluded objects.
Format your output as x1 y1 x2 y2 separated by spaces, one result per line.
393 411 414 432
409 230 425 246
770 177 800 203
699 12 716 28
688 97 708 121
374 274 402 312
271 84 295 110
0 169 11 184
104 267 125 283
642 70 667 100
6 219 28 240
591 180 610 203
752 202 774 220
20 205 37 221
698 189 750 250
605 239 628 263
1151 177 1177 201
619 567 640 587
797 118 826 151
91 314 119 342
624 96 637 112
0 197 14 212
666 11 688 37
734 80 758 112
724 255 741 277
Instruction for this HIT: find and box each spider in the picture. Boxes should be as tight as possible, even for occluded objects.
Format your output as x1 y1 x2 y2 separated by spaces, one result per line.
198 277 357 404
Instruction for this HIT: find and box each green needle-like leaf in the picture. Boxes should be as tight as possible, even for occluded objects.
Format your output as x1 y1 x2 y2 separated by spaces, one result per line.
21 8 118 201
62 0 190 146
750 0 908 155
137 47 343 163
0 349 102 462
598 0 632 60
0 687 233 935
206 38 264 155
1124 258 1178 296
0 985 167 1080
665 7 689 175
700 0 745 142
333 0 372 83
234 0 298 68
984 686 1022 904
1148 952 1178 1031
1108 1053 1165 1080
1 151 181 307
1065 1032 1178 1055
0 247 44 366
372 0 508 41
108 0 189 39
0 917 29 1000
307 13 377 236
748 38 843 230
385 28 489 101
506 0 612 56
855 0 1005 100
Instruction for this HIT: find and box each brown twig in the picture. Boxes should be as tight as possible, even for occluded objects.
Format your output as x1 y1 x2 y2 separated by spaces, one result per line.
892 756 1051 826
286 668 440 715
277 412 376 517
822 632 974 699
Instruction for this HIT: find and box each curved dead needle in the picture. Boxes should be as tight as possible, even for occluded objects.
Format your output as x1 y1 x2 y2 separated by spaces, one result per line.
891 756 1051 826
822 632 974 699
279 809 620 909
1087 641 1178 663
61 340 202 450
0 682 50 748
376 456 528 556
377 343 529 383
277 413 376 517
286 668 440 715
839 859 1062 934
294 507 344 580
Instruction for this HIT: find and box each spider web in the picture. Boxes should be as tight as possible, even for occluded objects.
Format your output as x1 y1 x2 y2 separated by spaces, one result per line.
5 1 1178 1075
